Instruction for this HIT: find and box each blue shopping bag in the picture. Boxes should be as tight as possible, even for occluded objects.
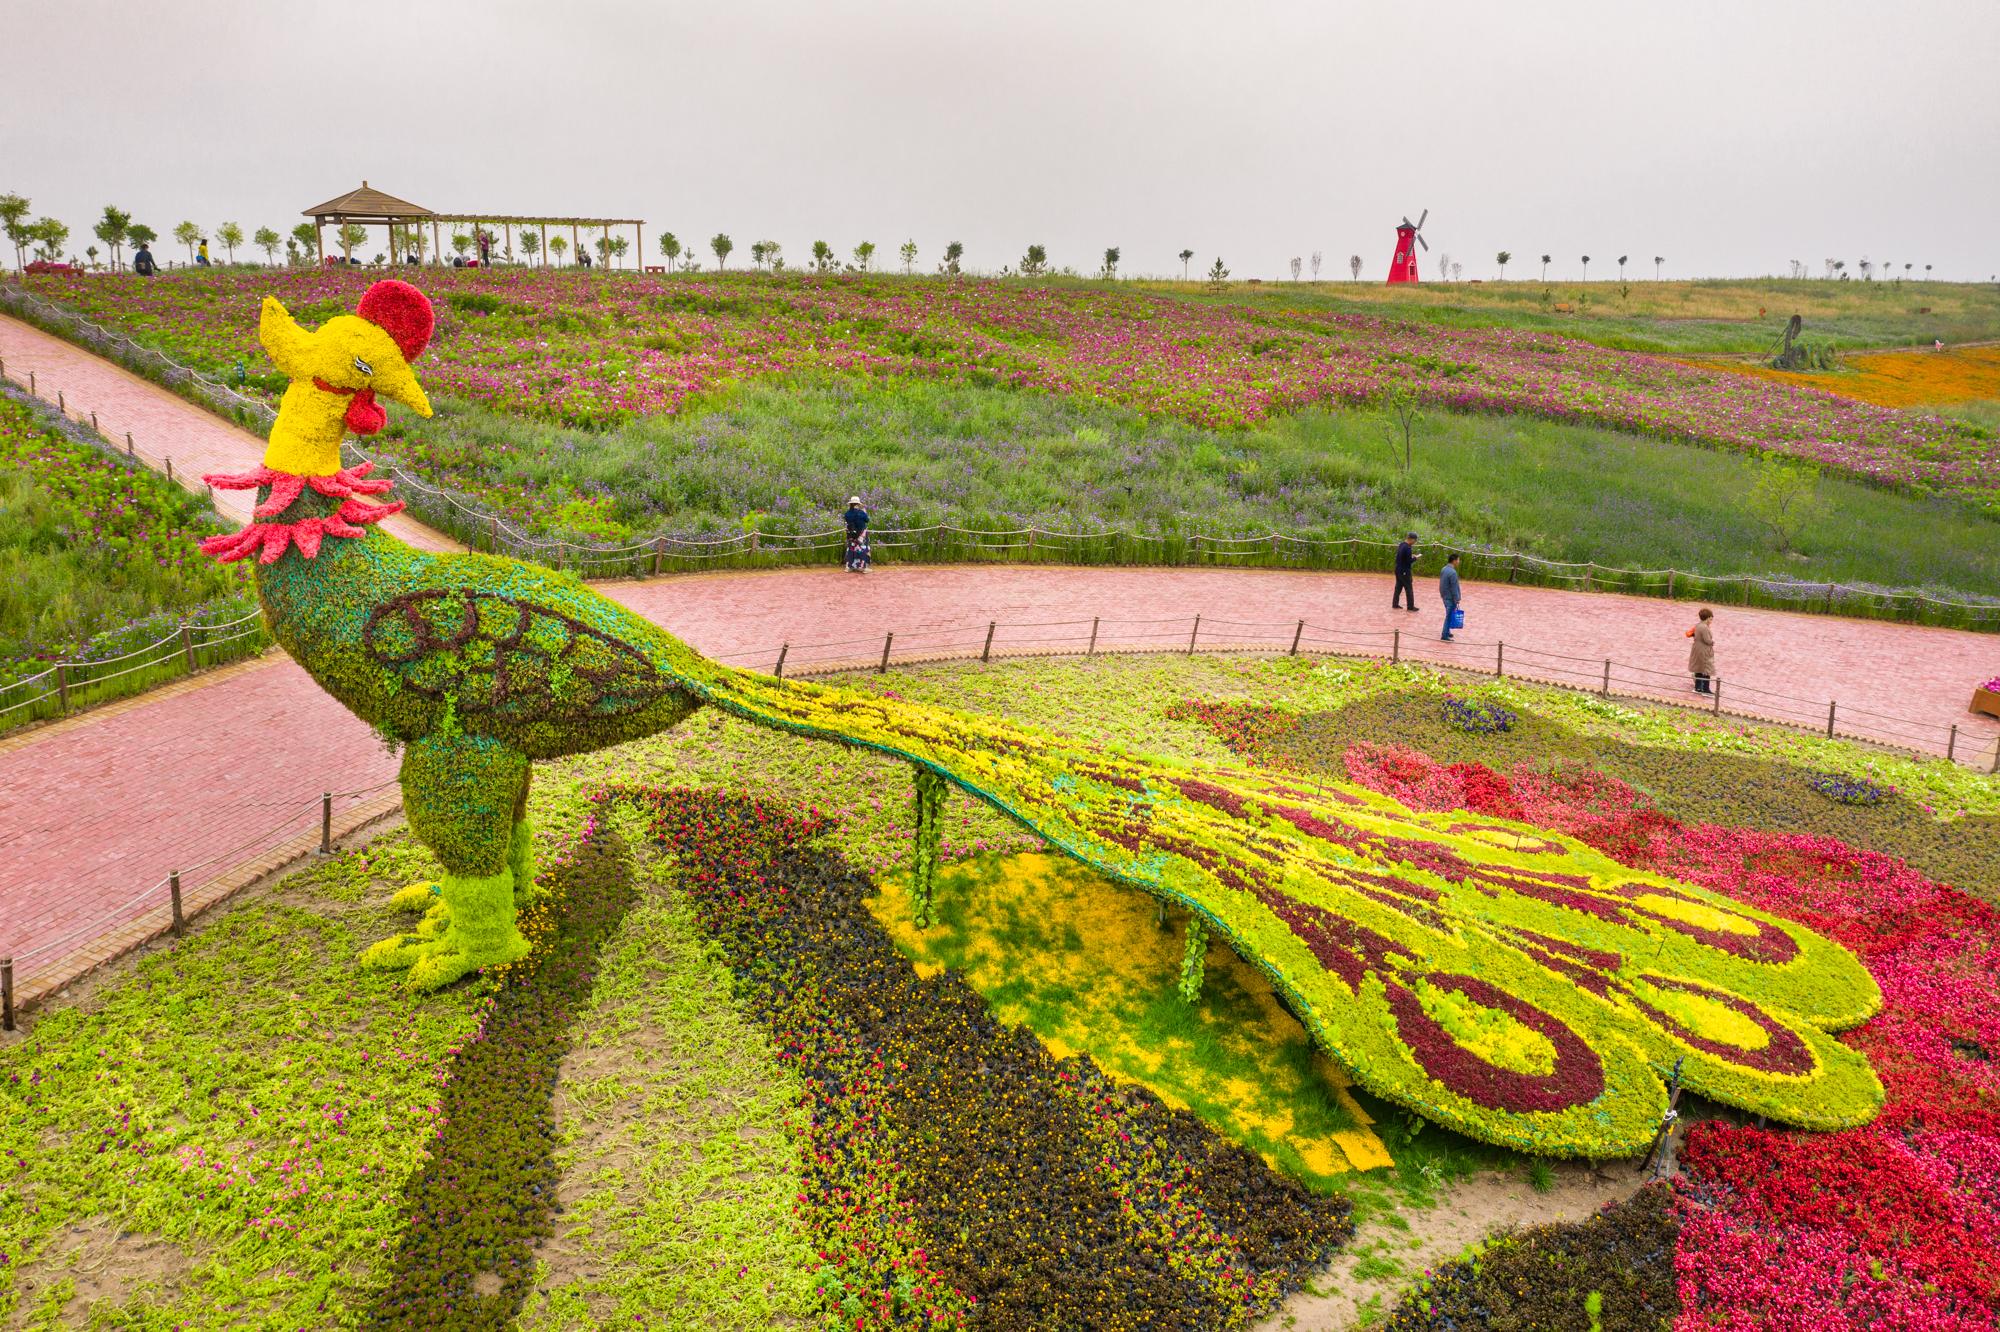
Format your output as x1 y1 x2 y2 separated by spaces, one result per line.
1447 607 1465 630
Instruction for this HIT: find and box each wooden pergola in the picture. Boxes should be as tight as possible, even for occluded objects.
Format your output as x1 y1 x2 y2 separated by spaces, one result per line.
302 182 645 269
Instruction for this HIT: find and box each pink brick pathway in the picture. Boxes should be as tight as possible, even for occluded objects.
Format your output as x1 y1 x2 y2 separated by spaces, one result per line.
0 313 458 551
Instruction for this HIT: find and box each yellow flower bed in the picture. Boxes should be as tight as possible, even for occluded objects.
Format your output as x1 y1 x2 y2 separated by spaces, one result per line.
1698 345 2000 407
868 852 1392 1187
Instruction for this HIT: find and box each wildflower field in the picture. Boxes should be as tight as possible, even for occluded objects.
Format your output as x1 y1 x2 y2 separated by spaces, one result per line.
6 652 1995 1329
22 268 2000 517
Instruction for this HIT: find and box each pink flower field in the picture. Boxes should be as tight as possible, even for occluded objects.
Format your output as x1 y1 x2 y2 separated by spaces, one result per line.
22 268 1999 511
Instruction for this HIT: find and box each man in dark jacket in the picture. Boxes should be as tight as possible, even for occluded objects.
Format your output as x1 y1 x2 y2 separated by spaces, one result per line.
132 244 157 276
842 496 869 565
1439 553 1462 642
1392 531 1419 611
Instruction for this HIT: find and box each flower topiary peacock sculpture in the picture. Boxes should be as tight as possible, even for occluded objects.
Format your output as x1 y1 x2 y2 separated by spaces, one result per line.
205 281 1884 1157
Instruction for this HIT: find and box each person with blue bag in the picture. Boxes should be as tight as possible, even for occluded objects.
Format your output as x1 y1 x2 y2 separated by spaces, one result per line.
1439 553 1464 641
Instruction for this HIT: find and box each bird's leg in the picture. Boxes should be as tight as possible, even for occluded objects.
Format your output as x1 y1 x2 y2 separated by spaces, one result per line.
362 734 531 990
507 769 542 911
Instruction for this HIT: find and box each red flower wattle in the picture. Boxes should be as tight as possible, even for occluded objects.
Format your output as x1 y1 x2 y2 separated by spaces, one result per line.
199 461 403 564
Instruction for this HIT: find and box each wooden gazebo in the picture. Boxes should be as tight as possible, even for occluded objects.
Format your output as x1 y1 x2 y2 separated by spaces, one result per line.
302 181 645 268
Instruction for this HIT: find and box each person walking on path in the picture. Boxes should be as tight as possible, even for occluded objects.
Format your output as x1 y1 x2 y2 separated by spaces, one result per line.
1392 531 1420 611
1439 553 1462 641
196 238 211 267
842 495 870 565
132 242 156 276
1687 607 1716 694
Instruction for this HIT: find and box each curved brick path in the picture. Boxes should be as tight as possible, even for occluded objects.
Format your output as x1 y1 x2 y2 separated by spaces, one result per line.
3 315 1997 1005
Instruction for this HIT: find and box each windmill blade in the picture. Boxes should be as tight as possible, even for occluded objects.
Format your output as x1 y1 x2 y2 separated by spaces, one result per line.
1400 216 1415 229
1416 208 1428 230
1417 233 1429 251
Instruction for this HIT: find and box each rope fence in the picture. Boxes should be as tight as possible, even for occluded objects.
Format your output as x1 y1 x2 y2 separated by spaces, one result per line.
6 610 1996 1031
7 279 1998 634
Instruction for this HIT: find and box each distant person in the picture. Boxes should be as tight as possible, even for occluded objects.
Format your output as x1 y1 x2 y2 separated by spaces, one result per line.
1439 553 1462 642
1934 338 1945 351
1392 531 1420 611
477 231 491 265
843 495 870 542
845 532 873 573
196 238 211 267
132 243 156 277
1687 607 1716 694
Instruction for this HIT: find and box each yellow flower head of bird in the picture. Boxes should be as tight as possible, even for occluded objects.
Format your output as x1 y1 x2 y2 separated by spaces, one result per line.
258 280 434 475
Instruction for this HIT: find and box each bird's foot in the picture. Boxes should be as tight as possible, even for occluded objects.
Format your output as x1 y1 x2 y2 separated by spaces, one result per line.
359 867 530 991
389 880 440 912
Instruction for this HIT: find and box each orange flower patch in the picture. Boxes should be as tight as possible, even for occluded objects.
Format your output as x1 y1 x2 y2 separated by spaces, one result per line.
1698 346 2000 408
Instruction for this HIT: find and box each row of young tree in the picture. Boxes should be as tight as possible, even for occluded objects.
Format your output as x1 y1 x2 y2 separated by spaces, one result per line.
1790 258 1934 282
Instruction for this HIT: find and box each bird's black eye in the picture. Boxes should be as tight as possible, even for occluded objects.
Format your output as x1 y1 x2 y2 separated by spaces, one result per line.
352 355 374 376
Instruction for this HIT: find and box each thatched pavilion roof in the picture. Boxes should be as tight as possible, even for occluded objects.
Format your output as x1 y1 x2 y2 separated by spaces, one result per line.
302 182 435 222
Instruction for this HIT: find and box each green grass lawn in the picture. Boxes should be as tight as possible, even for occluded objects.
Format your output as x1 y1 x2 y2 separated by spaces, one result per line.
401 375 2000 601
1140 274 2000 356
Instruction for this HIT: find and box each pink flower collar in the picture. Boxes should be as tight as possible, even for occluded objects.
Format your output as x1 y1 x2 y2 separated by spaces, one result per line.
199 462 405 564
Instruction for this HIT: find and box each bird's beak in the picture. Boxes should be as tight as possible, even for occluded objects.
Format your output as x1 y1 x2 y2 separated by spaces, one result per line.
371 358 433 418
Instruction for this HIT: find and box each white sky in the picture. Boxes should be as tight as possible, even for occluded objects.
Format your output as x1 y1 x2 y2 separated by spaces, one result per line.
4 0 1997 281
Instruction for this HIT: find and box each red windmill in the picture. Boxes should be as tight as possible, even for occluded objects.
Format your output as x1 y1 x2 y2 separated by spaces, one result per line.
1387 209 1429 284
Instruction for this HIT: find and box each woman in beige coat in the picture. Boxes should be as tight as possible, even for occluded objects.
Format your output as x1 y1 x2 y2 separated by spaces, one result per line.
1687 608 1716 694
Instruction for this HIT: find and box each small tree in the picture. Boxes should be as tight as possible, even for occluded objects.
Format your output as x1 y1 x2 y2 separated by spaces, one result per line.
1103 246 1121 279
1288 255 1302 281
1746 456 1825 555
852 240 875 271
1540 253 1551 280
811 240 834 272
31 217 70 263
710 232 733 269
173 220 201 263
1382 385 1423 472
1310 250 1323 280
1436 252 1452 283
939 240 963 276
760 240 783 271
658 231 680 271
451 230 473 260
254 226 281 264
899 238 918 274
1495 250 1511 279
1580 255 1590 280
290 222 317 262
338 223 367 260
611 236 629 268
93 205 131 271
519 228 540 262
1451 261 1463 281
1653 255 1664 280
86 244 99 268
1616 254 1628 280
218 221 245 264
749 240 770 269
0 192 30 271
1020 243 1048 276
1206 256 1229 290
1178 248 1194 279
550 235 568 263
1925 263 1932 278
129 222 157 251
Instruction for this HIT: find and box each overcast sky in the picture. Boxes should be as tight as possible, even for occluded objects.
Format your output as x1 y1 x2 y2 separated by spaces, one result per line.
5 0 1997 281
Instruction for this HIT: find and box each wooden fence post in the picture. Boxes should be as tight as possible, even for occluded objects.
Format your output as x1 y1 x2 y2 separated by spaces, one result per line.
1392 628 1401 663
1290 619 1304 655
1087 616 1099 656
1187 615 1201 655
652 537 664 576
1601 660 1612 697
126 431 135 456
1946 724 1957 763
1496 642 1505 677
169 870 185 936
490 516 501 554
1826 701 1837 738
879 632 894 673
1713 679 1723 714
1666 569 1676 598
91 410 99 434
56 661 70 711
981 622 996 663
28 372 35 396
165 456 174 483
1508 555 1519 584
773 644 788 678
321 792 334 854
1824 584 1836 614
181 624 196 672
1 956 13 1031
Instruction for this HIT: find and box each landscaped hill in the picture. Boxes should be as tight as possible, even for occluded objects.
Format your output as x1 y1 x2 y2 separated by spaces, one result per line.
14 269 2000 604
